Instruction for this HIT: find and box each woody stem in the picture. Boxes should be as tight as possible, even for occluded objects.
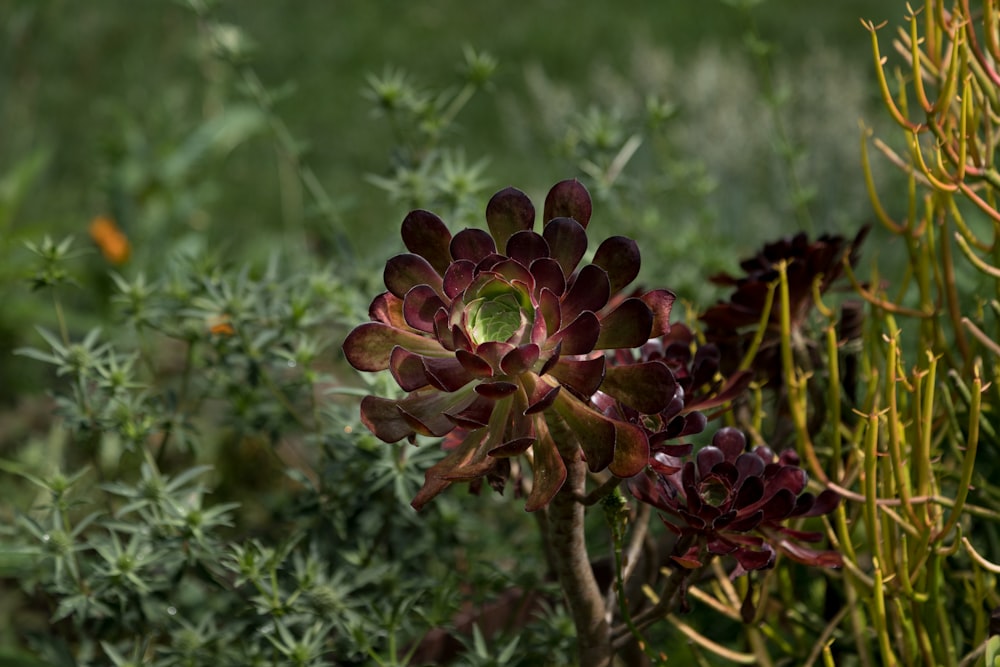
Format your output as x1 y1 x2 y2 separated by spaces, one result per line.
547 457 613 667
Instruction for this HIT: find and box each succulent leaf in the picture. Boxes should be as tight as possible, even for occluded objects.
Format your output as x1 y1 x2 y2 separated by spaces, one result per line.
384 253 444 299
601 360 676 414
542 217 588 277
450 228 497 263
486 187 536 249
543 179 592 228
594 298 654 350
343 322 449 372
592 235 641 293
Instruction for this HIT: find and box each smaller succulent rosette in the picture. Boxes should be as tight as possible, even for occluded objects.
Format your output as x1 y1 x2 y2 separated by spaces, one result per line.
343 180 676 511
602 323 753 446
700 227 868 381
629 427 842 574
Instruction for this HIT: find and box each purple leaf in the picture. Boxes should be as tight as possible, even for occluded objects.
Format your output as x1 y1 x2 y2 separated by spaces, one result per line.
726 509 764 532
777 540 843 568
343 322 447 372
524 421 568 511
475 381 519 398
538 341 562 376
434 309 455 350
592 236 641 294
399 403 460 438
542 217 588 277
455 348 494 378
543 179 592 227
384 253 443 299
474 341 515 371
444 394 495 428
696 446 725 478
402 285 445 333
500 344 540 375
641 290 676 338
733 475 764 508
712 427 747 462
707 535 739 555
734 453 766 485
562 264 611 324
768 466 808 496
671 545 704 569
443 259 476 298
803 489 840 517
422 356 475 392
411 429 490 510
401 209 453 275
475 253 505 273
360 395 414 443
389 347 430 391
601 360 676 414
368 292 407 328
488 437 536 458
608 420 649 478
451 228 497 263
485 259 534 290
398 388 476 437
683 370 753 414
551 390 615 472
538 288 561 337
524 376 561 414
595 298 654 350
506 230 549 267
486 187 536 249
529 257 566 298
733 545 775 571
551 311 600 355
759 488 796 521
547 355 606 398
774 525 825 542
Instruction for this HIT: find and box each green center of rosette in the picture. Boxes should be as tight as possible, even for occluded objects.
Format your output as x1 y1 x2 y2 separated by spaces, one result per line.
465 282 533 346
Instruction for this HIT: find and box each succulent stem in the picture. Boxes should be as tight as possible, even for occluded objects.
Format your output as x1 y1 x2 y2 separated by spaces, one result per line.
547 457 612 667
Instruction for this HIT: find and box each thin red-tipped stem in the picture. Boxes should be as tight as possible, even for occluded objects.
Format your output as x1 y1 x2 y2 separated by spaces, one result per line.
863 18 926 132
962 0 1000 88
958 180 1000 223
937 213 972 366
906 7 935 114
860 125 908 234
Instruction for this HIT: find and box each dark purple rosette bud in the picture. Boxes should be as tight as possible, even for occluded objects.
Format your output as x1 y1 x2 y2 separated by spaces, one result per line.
594 322 753 488
604 322 753 443
629 427 842 574
342 180 676 511
700 227 868 383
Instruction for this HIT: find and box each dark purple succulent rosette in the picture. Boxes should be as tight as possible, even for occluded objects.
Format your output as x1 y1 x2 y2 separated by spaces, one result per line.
603 322 753 443
594 322 753 491
342 180 676 511
700 227 869 380
629 427 842 574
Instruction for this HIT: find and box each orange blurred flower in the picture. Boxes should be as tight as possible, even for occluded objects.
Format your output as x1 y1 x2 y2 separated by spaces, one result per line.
88 215 130 265
208 315 235 336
